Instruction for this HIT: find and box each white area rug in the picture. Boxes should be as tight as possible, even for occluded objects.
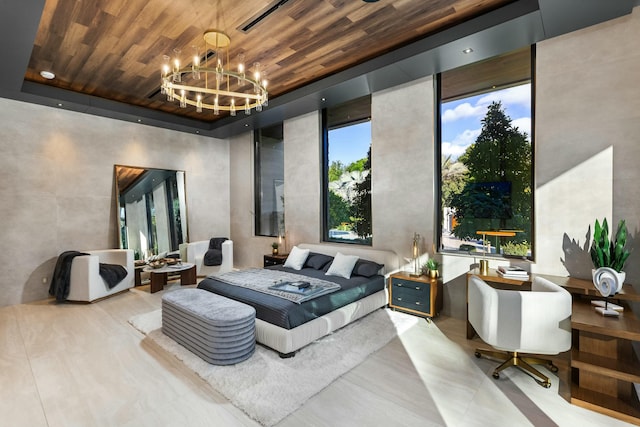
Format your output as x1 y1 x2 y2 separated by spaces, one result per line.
129 308 418 426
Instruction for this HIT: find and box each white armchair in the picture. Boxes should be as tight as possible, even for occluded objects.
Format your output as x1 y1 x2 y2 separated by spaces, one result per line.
468 275 572 387
180 239 233 277
67 249 135 302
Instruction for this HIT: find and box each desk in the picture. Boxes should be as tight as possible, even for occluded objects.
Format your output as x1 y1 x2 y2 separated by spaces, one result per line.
570 297 640 424
466 269 640 424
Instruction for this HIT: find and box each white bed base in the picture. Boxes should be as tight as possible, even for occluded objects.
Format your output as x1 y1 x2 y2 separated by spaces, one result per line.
254 243 399 356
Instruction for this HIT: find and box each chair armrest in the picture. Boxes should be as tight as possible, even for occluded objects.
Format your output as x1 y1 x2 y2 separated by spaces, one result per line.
221 240 233 270
86 249 132 266
186 241 210 264
221 240 233 257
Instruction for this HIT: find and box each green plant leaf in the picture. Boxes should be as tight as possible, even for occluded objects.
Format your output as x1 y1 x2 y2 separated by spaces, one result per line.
601 225 610 267
592 218 630 271
616 220 627 247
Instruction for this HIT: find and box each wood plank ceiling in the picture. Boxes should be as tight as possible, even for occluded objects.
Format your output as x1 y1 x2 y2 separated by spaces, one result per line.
26 0 515 122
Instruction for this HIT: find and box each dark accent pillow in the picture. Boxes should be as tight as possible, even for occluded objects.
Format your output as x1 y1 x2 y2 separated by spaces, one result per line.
209 237 228 250
322 261 333 272
204 237 227 266
98 263 128 289
304 252 334 270
204 249 222 266
352 259 384 277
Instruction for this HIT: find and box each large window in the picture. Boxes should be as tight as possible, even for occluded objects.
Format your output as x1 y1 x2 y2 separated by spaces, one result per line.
438 47 534 259
254 123 284 237
323 95 372 245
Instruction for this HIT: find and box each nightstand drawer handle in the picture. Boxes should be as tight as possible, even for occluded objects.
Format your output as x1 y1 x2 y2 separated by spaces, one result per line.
397 297 402 301
415 301 421 305
397 283 403 287
415 286 421 290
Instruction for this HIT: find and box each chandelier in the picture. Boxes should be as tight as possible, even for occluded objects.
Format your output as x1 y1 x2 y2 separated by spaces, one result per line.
160 30 268 116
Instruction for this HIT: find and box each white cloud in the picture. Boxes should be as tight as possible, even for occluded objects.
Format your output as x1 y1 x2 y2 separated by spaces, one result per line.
441 102 486 123
441 142 467 159
512 117 531 140
442 127 481 159
477 84 531 109
442 84 531 124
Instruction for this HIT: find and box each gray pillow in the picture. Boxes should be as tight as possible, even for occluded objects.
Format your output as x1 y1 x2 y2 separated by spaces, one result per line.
353 259 384 277
304 253 334 270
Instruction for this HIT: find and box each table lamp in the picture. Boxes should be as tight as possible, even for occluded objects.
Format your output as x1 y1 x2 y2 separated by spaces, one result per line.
411 232 421 277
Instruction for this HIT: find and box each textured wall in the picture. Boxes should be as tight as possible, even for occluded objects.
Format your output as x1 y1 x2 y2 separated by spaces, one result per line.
228 130 270 269
534 8 640 285
282 111 323 246
0 98 229 307
229 111 323 270
372 76 436 260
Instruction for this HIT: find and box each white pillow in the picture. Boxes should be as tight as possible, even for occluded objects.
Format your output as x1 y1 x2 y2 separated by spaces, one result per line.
325 252 359 279
283 246 310 270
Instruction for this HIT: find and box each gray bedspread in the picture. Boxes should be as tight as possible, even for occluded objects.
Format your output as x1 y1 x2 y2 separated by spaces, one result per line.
197 266 385 329
213 268 340 303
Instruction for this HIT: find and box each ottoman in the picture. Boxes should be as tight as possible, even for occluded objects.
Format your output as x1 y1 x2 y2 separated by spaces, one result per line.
161 288 256 365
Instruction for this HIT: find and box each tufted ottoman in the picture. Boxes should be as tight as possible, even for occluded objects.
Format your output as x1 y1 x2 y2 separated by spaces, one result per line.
161 288 256 365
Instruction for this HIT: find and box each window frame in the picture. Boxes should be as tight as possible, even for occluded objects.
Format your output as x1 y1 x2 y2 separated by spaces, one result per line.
321 96 373 245
253 123 285 238
436 46 536 261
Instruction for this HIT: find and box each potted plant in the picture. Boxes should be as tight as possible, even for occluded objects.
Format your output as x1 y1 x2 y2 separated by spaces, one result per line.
271 241 279 255
590 218 630 296
422 258 439 279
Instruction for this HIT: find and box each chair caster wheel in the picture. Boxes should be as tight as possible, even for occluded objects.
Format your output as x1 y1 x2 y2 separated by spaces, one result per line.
475 352 481 358
492 372 500 379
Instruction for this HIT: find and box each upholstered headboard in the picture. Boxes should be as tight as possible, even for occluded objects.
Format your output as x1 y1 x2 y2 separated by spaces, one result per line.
298 243 400 275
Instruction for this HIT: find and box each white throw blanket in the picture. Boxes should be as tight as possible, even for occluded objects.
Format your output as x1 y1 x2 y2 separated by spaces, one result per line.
213 268 340 303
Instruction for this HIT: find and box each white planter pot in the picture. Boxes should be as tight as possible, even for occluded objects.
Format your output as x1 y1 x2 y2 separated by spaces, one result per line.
592 267 625 297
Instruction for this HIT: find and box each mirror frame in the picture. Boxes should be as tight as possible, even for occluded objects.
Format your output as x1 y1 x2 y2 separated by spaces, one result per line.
114 165 189 259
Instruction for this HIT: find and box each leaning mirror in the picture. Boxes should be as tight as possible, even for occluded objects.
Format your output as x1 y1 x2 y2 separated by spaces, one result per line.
115 165 188 259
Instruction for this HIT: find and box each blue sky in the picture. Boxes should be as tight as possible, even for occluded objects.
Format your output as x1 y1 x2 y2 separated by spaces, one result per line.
327 83 531 165
441 83 532 160
328 121 371 165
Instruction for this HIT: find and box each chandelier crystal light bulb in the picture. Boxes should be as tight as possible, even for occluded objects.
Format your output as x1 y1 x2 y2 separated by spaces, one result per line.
160 30 268 115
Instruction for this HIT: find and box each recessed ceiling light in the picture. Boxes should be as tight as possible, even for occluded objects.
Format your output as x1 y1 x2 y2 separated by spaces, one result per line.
40 71 55 79
245 124 249 127
321 98 326 102
462 48 474 54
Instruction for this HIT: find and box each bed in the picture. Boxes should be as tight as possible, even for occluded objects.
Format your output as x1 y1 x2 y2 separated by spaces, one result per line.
197 243 400 356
